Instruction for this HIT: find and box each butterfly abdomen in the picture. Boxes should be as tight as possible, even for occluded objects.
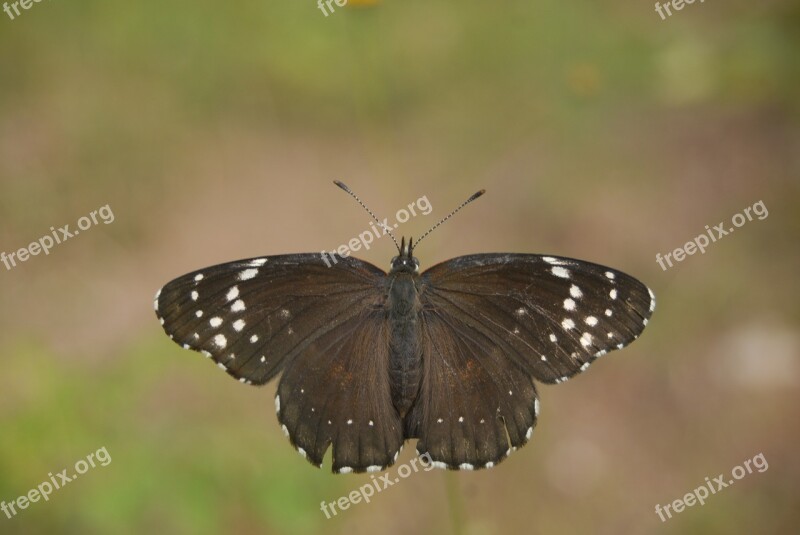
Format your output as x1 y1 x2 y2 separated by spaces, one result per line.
387 274 423 418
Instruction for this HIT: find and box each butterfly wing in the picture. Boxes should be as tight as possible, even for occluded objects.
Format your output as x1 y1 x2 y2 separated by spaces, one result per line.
406 310 540 470
154 254 385 385
276 309 404 473
155 254 403 471
409 253 655 469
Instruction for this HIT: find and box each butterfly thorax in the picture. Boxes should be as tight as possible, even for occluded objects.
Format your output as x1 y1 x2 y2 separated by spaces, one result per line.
386 254 423 418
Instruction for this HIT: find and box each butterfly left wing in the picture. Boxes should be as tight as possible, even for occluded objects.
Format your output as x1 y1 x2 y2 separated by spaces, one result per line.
155 253 405 472
276 308 405 473
408 253 654 469
154 254 386 385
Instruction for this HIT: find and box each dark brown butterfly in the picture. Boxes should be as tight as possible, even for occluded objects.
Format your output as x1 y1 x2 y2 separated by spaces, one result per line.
155 182 655 473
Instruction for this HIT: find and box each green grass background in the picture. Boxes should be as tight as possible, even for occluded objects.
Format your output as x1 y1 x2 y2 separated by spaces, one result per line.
0 1 798 533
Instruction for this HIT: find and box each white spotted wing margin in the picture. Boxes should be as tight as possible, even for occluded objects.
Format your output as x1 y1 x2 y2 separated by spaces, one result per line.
154 253 403 472
407 253 654 470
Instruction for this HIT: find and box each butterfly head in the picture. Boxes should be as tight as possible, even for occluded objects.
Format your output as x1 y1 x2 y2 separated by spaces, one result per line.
390 237 420 274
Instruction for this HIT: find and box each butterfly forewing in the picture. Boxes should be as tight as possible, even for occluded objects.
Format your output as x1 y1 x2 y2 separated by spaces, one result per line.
421 253 655 385
155 254 386 386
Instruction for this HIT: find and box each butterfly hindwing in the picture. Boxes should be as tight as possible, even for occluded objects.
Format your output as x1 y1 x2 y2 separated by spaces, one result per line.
276 309 404 473
406 309 539 470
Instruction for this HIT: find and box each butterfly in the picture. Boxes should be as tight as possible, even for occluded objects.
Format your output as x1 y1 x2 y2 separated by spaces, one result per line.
154 182 655 473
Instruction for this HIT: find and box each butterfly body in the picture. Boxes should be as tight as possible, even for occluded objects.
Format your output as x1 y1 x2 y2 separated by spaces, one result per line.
156 235 654 473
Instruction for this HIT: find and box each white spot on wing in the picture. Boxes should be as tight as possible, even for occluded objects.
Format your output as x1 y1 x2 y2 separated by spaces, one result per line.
209 317 223 328
213 334 227 348
458 463 474 470
605 271 615 280
249 258 268 266
562 318 576 330
580 362 591 371
366 465 382 473
563 298 576 311
609 288 618 300
551 266 570 279
585 316 598 326
191 290 199 301
231 300 246 312
549 333 557 342
275 395 280 413
569 284 582 299
194 274 204 282
195 310 203 318
525 427 533 440
250 334 259 343
338 467 353 474
238 269 258 281
534 398 540 416
226 286 239 301
233 319 246 332
580 332 593 347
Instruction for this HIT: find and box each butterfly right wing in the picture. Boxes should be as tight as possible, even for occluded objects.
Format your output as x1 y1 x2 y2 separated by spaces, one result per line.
406 253 654 469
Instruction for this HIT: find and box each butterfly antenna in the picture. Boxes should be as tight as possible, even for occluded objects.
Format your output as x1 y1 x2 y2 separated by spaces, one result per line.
414 188 485 248
334 180 401 252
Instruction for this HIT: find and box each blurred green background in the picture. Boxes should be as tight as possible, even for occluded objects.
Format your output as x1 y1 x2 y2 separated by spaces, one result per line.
1 1 798 533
